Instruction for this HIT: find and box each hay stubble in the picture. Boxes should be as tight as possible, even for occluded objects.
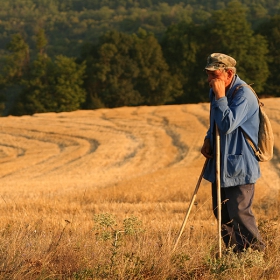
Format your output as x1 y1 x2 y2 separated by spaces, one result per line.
0 99 279 279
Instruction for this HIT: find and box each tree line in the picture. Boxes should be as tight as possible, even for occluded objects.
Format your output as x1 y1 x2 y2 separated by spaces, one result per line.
0 0 279 116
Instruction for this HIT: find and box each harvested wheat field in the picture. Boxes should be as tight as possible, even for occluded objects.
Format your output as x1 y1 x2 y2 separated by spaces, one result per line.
0 99 280 279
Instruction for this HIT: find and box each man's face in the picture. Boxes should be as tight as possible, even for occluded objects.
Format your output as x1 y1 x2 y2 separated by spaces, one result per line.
206 69 233 89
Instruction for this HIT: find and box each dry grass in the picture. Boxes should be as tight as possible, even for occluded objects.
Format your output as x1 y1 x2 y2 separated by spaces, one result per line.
0 99 279 279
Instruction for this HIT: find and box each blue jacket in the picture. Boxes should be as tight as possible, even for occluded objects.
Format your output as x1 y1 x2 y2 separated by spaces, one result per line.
203 75 261 187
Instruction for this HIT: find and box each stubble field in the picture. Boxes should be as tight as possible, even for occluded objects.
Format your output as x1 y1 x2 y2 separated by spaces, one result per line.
0 98 279 279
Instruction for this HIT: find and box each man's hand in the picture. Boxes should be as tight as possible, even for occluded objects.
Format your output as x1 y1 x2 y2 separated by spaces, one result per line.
201 138 213 159
210 78 226 99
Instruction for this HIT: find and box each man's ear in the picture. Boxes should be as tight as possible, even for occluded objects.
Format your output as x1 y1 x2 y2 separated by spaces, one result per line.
227 69 234 79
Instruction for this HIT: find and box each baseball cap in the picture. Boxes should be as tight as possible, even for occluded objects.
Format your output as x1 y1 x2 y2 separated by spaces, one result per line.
205 53 236 71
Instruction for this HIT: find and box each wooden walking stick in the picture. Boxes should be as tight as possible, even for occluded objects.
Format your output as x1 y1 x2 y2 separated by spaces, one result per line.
215 124 222 258
173 158 208 251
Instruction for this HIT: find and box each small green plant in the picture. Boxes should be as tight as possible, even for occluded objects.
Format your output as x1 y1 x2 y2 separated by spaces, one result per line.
93 213 145 278
207 247 265 275
171 252 190 270
258 218 278 246
72 268 95 280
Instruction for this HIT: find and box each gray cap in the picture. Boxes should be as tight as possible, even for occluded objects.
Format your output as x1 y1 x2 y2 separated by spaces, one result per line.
205 53 236 71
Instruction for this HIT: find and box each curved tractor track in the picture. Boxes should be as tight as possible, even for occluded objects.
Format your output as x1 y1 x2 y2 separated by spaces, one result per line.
0 100 279 195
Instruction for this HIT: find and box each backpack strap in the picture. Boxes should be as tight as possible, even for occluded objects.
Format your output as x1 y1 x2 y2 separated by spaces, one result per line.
241 127 259 156
232 83 260 153
232 83 264 107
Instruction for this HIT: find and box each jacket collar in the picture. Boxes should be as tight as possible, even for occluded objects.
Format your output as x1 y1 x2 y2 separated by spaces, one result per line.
226 75 243 99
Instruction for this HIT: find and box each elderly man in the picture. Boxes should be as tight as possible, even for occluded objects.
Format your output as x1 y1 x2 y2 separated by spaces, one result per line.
201 53 265 253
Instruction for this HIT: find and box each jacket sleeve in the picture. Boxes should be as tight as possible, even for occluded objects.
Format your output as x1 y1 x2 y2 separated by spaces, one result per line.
205 90 213 139
211 89 250 135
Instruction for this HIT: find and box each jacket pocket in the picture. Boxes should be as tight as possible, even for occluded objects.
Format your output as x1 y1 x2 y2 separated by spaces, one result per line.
226 154 245 178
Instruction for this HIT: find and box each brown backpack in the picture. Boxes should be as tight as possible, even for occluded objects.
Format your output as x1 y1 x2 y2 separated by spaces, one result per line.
233 84 274 162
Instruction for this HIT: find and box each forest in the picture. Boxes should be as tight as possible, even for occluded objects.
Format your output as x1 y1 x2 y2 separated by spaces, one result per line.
0 0 279 116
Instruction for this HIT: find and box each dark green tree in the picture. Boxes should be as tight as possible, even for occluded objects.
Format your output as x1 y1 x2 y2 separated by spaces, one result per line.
12 53 51 115
4 33 30 82
0 34 30 115
50 55 87 112
8 30 87 115
257 15 280 97
85 30 142 108
36 28 48 55
161 21 206 103
161 0 270 104
12 54 86 115
82 29 182 108
205 0 269 93
133 28 182 105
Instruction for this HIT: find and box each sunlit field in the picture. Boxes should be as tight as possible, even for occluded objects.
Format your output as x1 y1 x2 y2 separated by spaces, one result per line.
0 99 279 279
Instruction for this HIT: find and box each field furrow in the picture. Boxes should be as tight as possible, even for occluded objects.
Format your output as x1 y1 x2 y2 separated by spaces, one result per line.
0 100 278 196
